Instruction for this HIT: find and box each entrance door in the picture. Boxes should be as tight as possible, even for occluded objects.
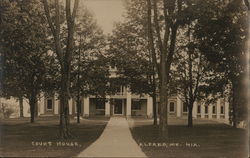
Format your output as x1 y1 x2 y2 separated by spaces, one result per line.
114 99 123 115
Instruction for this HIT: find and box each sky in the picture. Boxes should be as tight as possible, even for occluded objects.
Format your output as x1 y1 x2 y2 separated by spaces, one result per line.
82 0 126 34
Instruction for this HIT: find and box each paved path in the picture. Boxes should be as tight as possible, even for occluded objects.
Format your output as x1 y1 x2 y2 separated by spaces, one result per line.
77 117 146 157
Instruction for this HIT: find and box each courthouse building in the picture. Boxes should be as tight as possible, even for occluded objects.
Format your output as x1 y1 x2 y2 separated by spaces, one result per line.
0 67 229 121
37 90 229 121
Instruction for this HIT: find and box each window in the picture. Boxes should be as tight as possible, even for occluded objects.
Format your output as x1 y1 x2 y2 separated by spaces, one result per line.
169 102 175 112
96 99 105 109
220 106 224 114
47 99 53 110
212 106 216 114
183 103 188 112
132 100 141 110
197 105 201 114
205 106 208 114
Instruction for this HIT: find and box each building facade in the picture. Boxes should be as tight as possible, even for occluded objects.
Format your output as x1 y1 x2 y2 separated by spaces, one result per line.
0 91 229 122
38 91 229 121
0 67 229 121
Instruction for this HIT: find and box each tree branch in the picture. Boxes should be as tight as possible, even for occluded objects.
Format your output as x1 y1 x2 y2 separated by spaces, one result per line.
42 0 56 36
42 0 63 66
147 0 160 78
153 0 164 54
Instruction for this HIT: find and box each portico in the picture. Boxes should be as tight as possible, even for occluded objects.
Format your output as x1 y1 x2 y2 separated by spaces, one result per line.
39 91 229 122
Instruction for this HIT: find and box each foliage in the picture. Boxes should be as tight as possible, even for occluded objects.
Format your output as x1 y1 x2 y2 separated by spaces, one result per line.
0 0 55 122
194 0 248 124
108 0 155 96
70 7 109 98
0 103 16 119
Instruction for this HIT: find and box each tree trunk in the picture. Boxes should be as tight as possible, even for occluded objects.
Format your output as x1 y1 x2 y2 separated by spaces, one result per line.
188 103 193 127
231 80 237 128
59 96 70 138
159 89 168 139
152 92 157 125
59 70 71 139
159 67 168 139
76 96 80 124
35 102 38 117
29 93 37 123
147 0 158 126
19 97 24 118
43 0 79 139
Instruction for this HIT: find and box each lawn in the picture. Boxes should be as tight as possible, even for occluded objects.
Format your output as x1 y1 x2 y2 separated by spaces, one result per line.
129 118 248 158
0 116 109 157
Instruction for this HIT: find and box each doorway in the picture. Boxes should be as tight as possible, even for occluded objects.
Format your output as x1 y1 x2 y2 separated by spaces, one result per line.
113 99 123 115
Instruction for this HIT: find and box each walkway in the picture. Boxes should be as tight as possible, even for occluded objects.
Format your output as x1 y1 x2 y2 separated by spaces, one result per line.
77 117 146 157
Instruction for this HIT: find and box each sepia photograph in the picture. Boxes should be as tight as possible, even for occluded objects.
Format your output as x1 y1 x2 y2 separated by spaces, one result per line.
0 0 249 157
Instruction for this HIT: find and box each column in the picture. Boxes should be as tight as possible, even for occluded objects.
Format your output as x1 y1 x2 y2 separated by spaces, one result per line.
37 100 41 116
201 103 205 118
193 101 197 118
225 101 229 120
176 95 181 117
208 105 212 119
216 99 221 119
54 94 59 115
40 94 45 114
126 91 131 117
105 96 110 117
147 95 153 118
69 98 73 115
83 97 89 117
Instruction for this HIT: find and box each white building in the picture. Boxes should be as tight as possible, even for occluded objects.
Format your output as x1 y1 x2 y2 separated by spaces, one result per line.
0 67 229 121
0 91 229 122
37 91 229 121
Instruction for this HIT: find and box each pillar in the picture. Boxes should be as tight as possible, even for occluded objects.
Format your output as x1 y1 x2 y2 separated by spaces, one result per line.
105 96 110 117
54 94 59 115
193 101 197 118
147 95 153 118
126 91 131 117
69 98 73 115
216 99 221 119
201 103 205 118
83 97 89 117
225 101 229 120
176 95 181 117
40 94 45 114
208 105 212 119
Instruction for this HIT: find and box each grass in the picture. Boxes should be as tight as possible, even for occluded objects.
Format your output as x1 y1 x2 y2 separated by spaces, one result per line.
129 118 248 158
0 116 109 157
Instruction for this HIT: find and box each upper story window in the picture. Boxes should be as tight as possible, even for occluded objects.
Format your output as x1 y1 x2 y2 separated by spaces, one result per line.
220 105 224 114
46 98 53 110
197 105 201 114
205 106 208 114
169 102 175 112
212 105 216 114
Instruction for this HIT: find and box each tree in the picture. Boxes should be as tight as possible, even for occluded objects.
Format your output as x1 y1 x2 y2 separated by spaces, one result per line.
194 0 248 127
71 9 109 123
151 0 196 138
43 0 79 138
0 0 52 122
108 0 158 125
174 25 211 127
